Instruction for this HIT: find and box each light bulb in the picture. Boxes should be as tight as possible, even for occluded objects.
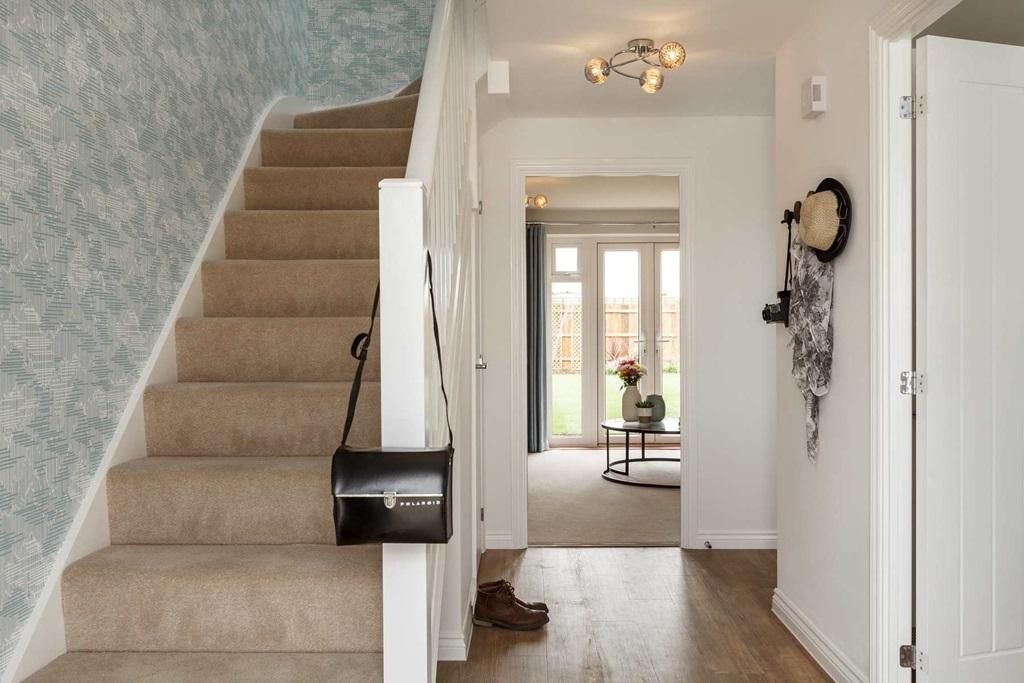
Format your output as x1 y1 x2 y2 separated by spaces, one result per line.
658 41 686 69
584 57 610 84
640 67 663 93
533 193 548 209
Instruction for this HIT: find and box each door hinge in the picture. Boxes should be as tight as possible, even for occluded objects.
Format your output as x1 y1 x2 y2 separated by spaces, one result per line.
899 644 926 670
480 507 485 522
900 370 925 395
899 94 925 119
473 200 483 215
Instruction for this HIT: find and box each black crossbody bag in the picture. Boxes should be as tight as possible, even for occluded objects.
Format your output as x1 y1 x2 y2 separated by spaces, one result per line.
331 253 454 545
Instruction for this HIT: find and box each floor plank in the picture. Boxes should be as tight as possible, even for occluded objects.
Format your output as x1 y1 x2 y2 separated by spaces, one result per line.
437 548 828 683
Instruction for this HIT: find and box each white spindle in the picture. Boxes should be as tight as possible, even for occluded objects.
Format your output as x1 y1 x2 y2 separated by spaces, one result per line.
377 0 474 680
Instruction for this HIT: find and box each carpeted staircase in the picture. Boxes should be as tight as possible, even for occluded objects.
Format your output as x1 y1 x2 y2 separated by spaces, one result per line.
27 88 417 682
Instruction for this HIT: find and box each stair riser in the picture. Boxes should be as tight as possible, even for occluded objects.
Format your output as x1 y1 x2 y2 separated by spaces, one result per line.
202 260 378 318
176 318 379 382
224 211 379 260
62 546 382 653
294 95 418 129
261 129 411 167
244 168 404 210
108 458 334 545
144 383 379 456
26 652 383 683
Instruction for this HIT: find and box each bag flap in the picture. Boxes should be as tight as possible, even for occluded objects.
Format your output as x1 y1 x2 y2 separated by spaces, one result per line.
332 447 452 497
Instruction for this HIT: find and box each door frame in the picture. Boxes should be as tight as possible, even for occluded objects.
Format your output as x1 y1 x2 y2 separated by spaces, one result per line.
868 1 962 681
509 158 697 549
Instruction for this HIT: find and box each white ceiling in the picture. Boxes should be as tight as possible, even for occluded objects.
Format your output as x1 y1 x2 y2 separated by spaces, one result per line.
526 175 679 211
918 0 1024 46
484 0 816 119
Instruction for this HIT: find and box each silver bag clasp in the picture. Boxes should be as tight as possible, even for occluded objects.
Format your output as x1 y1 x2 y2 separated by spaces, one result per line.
383 491 397 509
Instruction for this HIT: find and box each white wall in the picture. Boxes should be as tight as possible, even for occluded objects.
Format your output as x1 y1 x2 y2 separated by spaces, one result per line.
478 116 778 546
773 0 890 677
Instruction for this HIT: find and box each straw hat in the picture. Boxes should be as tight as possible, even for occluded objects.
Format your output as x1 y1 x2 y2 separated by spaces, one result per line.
797 178 852 262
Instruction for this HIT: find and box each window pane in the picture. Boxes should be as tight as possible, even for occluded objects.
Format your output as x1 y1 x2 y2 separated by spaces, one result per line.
550 282 582 437
554 247 578 273
659 250 681 419
603 250 641 421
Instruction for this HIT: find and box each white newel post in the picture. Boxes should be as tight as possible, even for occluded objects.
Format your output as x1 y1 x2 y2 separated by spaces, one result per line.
378 178 430 682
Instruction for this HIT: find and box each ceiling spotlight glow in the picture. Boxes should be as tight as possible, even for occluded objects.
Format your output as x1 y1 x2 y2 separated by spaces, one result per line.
584 57 610 84
658 41 686 69
526 193 549 209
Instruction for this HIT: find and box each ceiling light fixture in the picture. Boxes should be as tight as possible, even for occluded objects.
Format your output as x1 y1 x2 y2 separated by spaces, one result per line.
584 38 686 93
525 193 549 209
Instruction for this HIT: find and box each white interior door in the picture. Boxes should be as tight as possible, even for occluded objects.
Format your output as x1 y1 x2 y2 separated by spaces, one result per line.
916 35 1024 682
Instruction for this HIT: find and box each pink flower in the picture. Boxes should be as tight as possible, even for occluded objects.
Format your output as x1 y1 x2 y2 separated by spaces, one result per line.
614 358 646 387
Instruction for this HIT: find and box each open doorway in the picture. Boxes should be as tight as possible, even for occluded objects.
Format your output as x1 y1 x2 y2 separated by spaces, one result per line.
525 175 682 546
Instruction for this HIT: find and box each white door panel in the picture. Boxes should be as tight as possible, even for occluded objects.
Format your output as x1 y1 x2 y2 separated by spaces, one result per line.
916 35 1024 682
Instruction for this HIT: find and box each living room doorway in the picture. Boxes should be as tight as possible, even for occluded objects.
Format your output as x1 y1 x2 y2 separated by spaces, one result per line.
524 173 685 546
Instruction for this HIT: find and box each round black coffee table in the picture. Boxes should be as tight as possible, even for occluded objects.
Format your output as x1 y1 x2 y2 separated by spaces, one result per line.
601 418 681 489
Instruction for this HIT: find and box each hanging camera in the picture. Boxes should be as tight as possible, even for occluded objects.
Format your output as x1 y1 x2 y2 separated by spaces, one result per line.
762 290 791 325
762 202 800 326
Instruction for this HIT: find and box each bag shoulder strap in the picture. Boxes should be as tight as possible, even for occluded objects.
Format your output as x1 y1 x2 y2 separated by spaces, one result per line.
340 251 453 448
425 251 454 446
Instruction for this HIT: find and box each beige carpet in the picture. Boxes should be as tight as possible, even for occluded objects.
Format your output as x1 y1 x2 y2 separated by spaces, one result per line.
30 88 419 682
528 448 680 546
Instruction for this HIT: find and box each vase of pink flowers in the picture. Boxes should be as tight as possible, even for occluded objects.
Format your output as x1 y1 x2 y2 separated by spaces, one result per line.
615 358 646 421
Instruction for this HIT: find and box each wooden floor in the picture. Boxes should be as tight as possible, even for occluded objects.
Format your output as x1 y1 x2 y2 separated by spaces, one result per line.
437 548 828 682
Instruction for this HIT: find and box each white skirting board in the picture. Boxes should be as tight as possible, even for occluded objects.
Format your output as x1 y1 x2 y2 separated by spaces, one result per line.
437 604 474 662
771 589 867 683
4 95 312 683
487 530 775 550
696 530 778 550
484 532 517 550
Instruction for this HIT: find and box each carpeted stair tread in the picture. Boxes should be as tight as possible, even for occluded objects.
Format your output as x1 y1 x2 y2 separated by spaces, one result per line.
108 456 334 545
261 129 412 167
202 259 378 317
61 544 382 653
176 317 379 382
26 652 382 683
294 94 418 129
144 382 379 456
224 210 379 260
395 77 422 97
244 167 404 210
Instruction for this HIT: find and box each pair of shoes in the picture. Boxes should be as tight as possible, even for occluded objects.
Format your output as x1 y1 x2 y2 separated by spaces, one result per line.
478 579 549 612
473 580 549 631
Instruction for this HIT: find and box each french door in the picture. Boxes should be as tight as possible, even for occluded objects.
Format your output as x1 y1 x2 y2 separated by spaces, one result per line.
598 243 680 443
547 236 679 447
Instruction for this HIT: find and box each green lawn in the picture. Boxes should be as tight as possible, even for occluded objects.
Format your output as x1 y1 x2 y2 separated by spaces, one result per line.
550 372 681 437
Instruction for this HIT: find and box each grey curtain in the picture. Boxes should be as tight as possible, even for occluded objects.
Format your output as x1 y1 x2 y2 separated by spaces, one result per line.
526 224 549 453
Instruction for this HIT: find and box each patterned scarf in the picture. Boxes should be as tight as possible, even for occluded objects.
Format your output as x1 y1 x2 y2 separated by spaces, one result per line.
788 240 834 461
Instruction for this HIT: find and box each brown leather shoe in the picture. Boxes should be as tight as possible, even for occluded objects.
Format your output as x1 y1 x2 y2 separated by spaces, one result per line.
478 579 549 612
473 582 549 630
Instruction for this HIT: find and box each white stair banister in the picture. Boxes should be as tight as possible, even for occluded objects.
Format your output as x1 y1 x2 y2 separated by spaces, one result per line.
377 0 473 680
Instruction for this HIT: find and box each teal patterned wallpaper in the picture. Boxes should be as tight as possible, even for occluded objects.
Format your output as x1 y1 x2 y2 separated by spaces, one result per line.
0 0 432 673
307 0 434 105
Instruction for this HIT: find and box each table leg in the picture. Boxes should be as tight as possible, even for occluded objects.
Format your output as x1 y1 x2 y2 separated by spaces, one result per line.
624 432 630 476
641 432 646 460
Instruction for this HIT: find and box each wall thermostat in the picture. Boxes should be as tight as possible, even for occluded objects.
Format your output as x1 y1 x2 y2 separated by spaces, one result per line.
802 75 827 118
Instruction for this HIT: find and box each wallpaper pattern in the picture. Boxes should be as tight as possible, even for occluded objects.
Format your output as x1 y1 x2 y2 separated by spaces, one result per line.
0 0 431 673
307 0 434 104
